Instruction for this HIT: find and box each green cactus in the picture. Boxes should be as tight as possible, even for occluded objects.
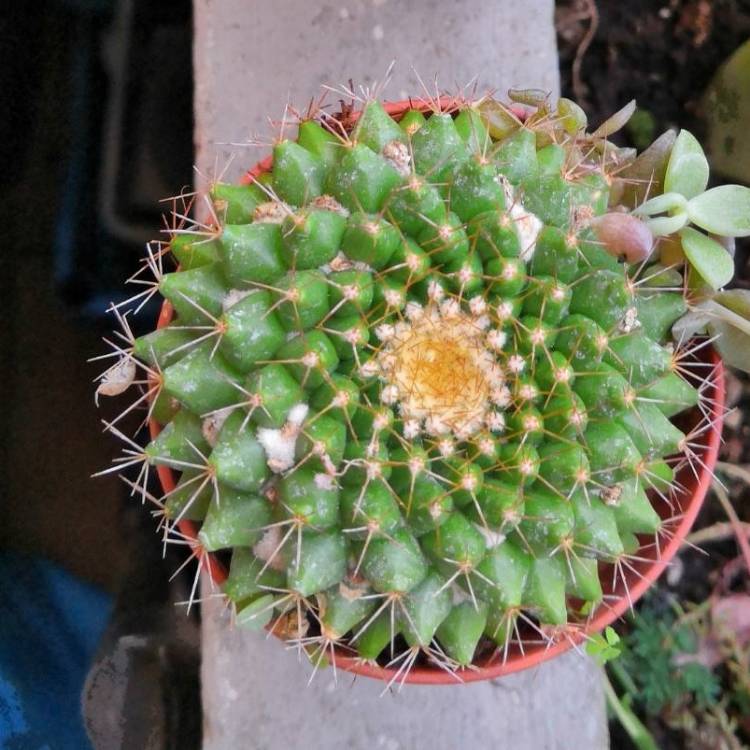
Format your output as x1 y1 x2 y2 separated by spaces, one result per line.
95 89 736 681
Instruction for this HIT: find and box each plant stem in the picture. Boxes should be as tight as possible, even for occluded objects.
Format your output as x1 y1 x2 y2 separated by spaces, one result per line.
716 461 750 485
608 659 639 697
711 479 750 575
687 520 750 546
603 672 659 750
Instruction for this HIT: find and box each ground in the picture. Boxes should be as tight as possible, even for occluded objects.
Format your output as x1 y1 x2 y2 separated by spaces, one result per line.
556 3 750 747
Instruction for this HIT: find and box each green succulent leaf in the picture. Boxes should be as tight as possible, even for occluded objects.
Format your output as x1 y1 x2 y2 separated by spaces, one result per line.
663 130 709 199
678 227 734 290
671 308 712 341
681 292 750 372
476 98 522 140
508 88 549 107
557 97 588 135
634 192 690 236
644 212 688 237
619 129 676 208
703 295 750 337
633 191 688 217
709 318 750 372
686 184 750 237
587 625 622 665
714 287 750 319
591 99 636 139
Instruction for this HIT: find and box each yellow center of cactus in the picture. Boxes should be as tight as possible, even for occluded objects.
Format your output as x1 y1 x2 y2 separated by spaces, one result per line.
375 304 504 437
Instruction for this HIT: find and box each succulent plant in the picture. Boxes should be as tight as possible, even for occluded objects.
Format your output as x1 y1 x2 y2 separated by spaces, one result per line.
94 86 745 681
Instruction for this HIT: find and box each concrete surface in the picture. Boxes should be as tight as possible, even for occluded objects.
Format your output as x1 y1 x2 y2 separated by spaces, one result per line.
202 589 608 750
193 1 608 748
194 0 560 184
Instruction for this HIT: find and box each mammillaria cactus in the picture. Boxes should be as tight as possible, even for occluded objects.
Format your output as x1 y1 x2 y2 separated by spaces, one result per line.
95 85 747 683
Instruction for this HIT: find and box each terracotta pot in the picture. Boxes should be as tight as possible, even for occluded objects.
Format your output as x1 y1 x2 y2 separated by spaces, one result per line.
149 99 726 685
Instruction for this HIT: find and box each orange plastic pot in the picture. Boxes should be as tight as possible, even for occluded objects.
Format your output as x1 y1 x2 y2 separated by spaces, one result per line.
149 99 726 685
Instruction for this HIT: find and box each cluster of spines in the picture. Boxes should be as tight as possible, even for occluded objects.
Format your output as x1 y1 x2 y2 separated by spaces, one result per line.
94 89 720 684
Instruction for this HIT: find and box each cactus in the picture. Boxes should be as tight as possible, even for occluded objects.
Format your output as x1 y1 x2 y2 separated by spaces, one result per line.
94 86 739 682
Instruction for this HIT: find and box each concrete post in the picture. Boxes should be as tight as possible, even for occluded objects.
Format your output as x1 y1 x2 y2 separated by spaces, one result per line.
193 2 609 747
194 0 560 184
202 597 609 749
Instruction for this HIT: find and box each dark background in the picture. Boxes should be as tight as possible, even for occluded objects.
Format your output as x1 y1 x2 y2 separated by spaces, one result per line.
1 3 200 745
1 0 193 589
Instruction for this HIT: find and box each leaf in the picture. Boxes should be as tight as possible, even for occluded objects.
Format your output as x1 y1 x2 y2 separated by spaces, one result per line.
605 626 621 646
708 318 750 372
679 227 735 290
703 297 750 337
557 97 587 135
714 287 750 318
591 213 654 262
587 631 621 664
687 184 750 237
508 88 549 107
478 98 521 140
671 308 712 342
598 142 637 165
664 130 710 199
591 99 637 139
641 263 683 288
619 129 677 208
681 663 720 708
633 191 688 217
645 213 689 237
626 108 657 151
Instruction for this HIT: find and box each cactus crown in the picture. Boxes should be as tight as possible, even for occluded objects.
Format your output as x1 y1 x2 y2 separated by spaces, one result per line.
96 88 729 682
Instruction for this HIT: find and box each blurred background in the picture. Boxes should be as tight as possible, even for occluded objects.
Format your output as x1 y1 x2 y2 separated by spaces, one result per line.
1 1 749 748
1 2 199 748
